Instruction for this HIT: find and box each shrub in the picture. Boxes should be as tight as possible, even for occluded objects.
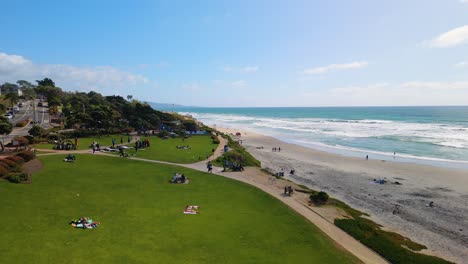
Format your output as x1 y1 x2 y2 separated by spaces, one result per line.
7 174 21 183
158 130 170 138
0 166 9 178
19 172 29 182
5 156 25 165
28 125 45 137
13 136 29 146
310 191 330 204
335 218 451 264
15 150 36 162
212 138 220 144
15 120 29 127
0 159 20 170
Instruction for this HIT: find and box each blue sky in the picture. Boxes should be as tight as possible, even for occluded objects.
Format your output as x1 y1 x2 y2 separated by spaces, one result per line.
1 0 468 107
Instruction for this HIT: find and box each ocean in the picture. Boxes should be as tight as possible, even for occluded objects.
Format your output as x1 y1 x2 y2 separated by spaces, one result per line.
175 106 468 168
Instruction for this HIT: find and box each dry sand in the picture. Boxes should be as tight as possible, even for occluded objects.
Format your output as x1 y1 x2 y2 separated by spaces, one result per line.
217 127 468 264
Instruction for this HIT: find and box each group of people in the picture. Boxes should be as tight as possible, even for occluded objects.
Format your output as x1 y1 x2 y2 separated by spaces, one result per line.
170 173 187 184
222 160 244 172
284 186 294 196
272 147 281 152
91 142 101 153
70 217 100 229
176 145 191 150
53 141 76 150
135 138 150 151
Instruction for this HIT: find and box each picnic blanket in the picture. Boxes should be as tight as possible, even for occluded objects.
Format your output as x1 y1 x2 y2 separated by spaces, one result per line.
184 205 199 214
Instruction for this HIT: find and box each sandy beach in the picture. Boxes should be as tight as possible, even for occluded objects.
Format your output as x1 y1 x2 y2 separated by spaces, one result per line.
217 127 468 263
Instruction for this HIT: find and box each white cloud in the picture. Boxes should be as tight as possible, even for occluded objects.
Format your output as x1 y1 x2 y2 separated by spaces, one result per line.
460 0 468 3
312 81 468 106
223 65 259 73
241 66 259 73
213 79 247 88
0 52 149 95
428 25 468 48
304 61 368 75
455 61 468 67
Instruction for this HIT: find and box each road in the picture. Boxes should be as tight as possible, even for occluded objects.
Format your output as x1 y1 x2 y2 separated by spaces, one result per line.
2 99 52 145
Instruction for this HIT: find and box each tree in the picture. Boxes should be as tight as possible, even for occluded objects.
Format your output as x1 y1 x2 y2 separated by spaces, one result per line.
127 95 133 101
48 97 61 115
0 82 19 94
36 78 55 87
28 125 45 137
4 92 19 108
0 116 13 152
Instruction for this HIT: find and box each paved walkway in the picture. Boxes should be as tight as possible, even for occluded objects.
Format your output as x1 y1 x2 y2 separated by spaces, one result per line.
36 136 387 264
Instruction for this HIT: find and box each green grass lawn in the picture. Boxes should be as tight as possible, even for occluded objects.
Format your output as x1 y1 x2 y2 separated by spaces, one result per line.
0 155 359 264
121 135 218 164
34 134 130 151
35 135 218 164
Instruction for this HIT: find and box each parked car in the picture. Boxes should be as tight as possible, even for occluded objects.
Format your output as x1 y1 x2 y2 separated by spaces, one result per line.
38 102 43 107
5 113 13 119
13 106 19 112
18 102 24 107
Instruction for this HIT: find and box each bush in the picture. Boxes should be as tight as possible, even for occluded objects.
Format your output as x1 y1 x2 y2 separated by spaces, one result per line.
28 125 45 136
158 130 170 138
335 218 452 264
310 191 330 204
19 172 29 182
13 136 29 146
7 174 21 183
5 155 25 165
15 150 36 162
212 138 220 144
0 159 20 171
0 166 9 178
15 120 29 127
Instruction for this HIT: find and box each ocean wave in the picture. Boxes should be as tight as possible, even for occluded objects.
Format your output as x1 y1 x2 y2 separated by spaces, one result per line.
184 111 468 158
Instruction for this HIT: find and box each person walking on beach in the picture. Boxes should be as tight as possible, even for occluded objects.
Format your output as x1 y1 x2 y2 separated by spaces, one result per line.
278 147 281 152
366 155 368 160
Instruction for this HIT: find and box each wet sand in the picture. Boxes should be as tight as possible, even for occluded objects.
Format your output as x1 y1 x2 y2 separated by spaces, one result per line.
218 127 468 263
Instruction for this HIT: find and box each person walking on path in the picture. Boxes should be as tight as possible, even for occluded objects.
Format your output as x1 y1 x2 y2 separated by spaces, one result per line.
207 161 213 173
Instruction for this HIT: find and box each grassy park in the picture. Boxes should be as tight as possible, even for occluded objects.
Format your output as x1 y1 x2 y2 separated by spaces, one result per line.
0 154 359 263
35 134 218 164
124 135 219 163
34 134 129 151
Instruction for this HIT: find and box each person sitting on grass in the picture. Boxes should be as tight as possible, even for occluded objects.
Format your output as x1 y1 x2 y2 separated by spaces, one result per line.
64 154 76 162
171 173 180 183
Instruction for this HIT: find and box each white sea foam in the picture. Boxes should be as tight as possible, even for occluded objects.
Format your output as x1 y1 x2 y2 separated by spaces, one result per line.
182 111 468 162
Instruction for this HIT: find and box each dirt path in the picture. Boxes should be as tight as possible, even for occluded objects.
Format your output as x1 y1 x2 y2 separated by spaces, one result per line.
34 137 387 264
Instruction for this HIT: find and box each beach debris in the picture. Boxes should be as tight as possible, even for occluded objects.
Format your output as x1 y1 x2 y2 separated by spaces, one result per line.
371 178 387 185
